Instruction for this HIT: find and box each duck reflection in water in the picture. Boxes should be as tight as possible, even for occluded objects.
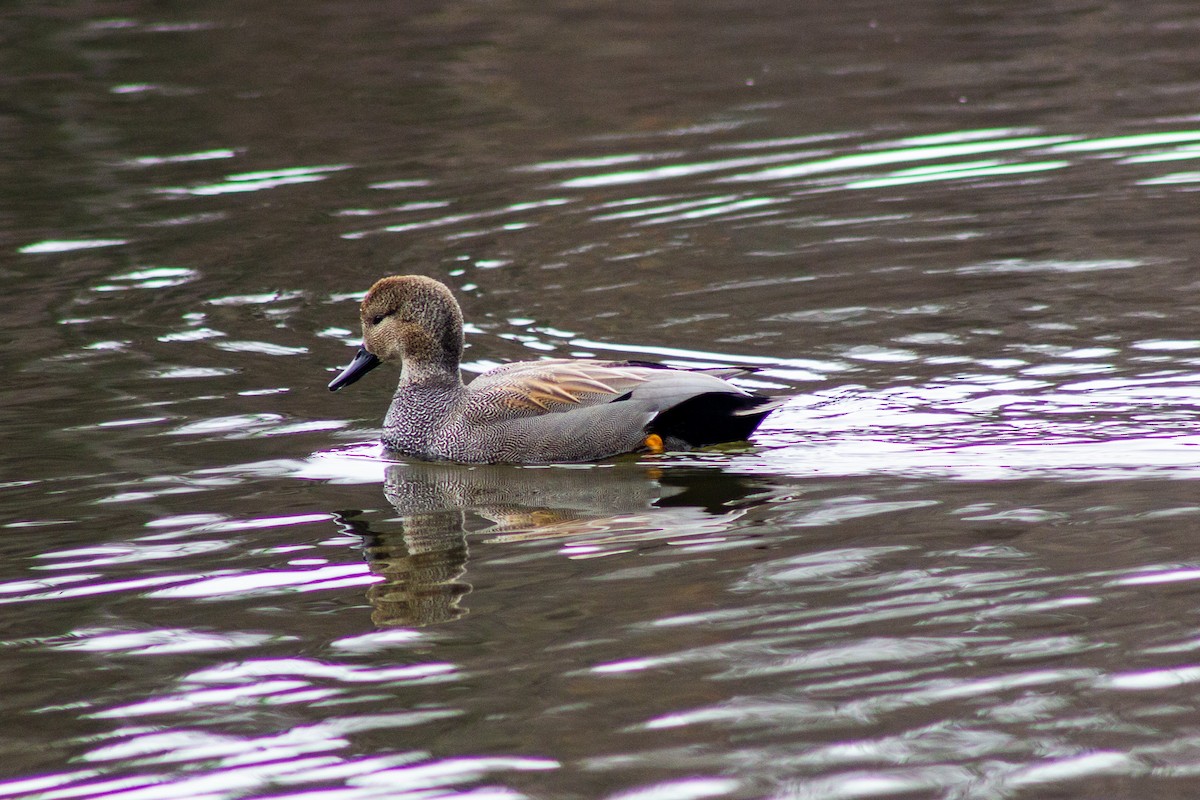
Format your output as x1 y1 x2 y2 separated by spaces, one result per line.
333 460 770 627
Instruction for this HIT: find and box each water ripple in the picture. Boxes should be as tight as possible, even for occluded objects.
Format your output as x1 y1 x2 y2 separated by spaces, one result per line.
159 165 352 197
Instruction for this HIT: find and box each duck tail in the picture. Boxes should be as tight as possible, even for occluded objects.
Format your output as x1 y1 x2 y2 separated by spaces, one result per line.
648 392 782 448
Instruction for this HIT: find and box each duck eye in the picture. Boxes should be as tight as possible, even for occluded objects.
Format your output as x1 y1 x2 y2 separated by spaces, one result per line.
370 313 387 326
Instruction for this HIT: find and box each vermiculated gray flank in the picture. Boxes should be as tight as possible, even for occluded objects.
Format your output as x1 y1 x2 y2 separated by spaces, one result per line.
328 275 783 464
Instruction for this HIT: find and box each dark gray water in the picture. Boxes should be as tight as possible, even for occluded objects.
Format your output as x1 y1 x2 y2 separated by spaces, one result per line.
7 2 1200 798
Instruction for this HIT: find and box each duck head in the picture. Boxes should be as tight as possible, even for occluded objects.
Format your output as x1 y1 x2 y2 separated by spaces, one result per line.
328 275 465 391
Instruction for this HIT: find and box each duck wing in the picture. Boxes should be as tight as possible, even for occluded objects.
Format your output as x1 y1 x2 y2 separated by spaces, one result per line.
464 360 659 416
464 359 762 419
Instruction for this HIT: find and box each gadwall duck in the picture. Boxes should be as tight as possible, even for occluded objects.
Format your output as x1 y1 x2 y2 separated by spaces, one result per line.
328 275 782 464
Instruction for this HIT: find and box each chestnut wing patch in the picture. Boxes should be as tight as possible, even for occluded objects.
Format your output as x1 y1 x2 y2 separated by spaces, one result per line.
472 363 652 415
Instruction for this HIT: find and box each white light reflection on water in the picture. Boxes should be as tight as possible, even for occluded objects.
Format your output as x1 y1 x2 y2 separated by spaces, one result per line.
845 159 1069 190
92 267 199 291
607 777 740 800
0 750 555 800
46 628 282 656
753 405 1200 481
18 239 128 254
119 148 239 168
148 563 380 599
1139 170 1200 186
159 165 353 197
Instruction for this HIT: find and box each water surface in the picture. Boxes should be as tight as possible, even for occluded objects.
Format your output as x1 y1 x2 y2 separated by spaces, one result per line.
6 2 1200 798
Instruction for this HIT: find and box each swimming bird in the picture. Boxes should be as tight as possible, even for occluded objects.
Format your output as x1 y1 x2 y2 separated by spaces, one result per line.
328 275 782 464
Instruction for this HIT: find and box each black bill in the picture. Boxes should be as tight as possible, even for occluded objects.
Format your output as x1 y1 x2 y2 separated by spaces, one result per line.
328 346 381 391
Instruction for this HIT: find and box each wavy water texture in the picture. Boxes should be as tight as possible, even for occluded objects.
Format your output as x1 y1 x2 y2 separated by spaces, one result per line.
9 3 1200 799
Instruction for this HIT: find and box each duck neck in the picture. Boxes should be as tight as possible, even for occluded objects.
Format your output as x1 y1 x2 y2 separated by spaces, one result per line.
396 321 465 388
399 357 463 388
